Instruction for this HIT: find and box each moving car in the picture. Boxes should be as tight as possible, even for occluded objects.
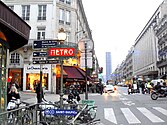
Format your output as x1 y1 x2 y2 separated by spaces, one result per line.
103 85 115 93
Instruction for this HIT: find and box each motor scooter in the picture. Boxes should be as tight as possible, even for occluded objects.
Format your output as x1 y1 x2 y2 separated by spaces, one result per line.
151 87 167 100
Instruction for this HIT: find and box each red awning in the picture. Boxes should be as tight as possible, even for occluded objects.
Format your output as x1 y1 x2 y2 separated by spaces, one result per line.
63 66 84 79
63 66 92 81
76 67 92 81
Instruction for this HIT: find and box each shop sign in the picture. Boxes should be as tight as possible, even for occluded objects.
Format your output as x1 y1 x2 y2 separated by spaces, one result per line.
27 66 48 70
48 48 75 57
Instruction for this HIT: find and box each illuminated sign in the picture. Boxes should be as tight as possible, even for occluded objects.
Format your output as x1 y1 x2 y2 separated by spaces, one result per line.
48 48 75 57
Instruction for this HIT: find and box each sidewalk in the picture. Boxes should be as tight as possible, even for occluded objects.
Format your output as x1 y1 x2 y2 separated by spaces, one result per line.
20 91 69 104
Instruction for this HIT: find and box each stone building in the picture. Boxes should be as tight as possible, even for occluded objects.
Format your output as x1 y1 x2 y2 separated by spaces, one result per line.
2 0 97 93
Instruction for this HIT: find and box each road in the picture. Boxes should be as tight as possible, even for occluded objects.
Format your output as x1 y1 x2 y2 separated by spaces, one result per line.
87 86 167 125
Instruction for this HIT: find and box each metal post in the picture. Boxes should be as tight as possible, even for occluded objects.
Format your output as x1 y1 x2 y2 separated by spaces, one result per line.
40 64 43 103
60 59 64 108
85 41 88 100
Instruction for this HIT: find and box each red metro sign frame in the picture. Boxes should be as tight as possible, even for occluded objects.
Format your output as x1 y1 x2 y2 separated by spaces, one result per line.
48 48 75 57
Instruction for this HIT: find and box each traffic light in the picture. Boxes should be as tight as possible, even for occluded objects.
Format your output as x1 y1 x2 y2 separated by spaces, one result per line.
99 67 103 73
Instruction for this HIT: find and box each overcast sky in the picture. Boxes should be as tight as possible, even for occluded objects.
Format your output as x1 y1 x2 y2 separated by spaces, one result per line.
82 0 164 74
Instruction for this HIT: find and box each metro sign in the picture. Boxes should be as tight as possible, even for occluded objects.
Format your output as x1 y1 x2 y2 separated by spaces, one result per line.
48 48 75 57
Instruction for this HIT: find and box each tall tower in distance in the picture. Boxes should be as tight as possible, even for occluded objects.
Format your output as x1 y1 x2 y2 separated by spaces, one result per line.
106 52 112 82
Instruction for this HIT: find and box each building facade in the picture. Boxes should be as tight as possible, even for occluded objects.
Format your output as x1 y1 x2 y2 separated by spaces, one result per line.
133 2 164 80
3 0 96 93
154 1 167 79
105 52 112 81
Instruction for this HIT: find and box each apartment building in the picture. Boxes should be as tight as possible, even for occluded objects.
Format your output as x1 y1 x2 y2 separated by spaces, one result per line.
133 2 167 80
154 1 167 79
3 0 95 93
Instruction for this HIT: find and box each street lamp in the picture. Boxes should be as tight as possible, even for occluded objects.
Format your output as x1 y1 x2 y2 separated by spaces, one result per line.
57 28 67 108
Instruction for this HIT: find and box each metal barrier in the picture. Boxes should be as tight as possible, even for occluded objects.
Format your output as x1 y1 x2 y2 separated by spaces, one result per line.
0 102 88 125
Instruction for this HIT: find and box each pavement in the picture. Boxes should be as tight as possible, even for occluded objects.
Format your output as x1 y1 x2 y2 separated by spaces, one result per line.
20 91 69 104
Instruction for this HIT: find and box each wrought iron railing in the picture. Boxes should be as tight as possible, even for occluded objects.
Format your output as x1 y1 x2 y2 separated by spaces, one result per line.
0 102 88 125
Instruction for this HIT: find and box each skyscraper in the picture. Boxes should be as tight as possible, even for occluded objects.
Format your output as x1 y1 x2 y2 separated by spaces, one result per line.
106 52 112 81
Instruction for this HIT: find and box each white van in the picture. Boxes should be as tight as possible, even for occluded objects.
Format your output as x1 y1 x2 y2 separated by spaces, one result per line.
151 79 164 86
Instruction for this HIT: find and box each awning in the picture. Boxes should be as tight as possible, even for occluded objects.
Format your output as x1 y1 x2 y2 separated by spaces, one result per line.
0 1 31 52
63 66 84 80
76 67 92 81
63 66 92 81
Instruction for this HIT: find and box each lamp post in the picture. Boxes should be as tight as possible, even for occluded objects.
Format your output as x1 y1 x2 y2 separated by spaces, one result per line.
57 28 67 108
85 41 88 100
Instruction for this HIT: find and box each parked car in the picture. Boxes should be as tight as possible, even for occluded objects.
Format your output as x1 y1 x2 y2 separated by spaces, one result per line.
103 85 115 93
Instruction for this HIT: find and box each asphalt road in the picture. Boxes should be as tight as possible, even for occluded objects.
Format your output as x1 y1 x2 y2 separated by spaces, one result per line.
87 86 167 125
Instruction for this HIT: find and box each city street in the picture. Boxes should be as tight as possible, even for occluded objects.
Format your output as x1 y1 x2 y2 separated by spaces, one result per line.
88 86 167 125
20 86 167 125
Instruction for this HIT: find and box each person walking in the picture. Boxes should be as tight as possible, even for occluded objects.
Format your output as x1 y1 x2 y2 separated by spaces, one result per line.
35 82 44 103
140 81 145 94
147 80 152 94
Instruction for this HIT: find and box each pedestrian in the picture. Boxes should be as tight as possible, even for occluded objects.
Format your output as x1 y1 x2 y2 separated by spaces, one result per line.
7 85 20 105
140 81 145 94
35 82 45 103
100 83 104 95
13 80 20 90
146 80 152 94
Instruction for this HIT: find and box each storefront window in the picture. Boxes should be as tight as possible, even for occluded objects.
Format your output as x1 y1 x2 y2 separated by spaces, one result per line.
26 73 48 91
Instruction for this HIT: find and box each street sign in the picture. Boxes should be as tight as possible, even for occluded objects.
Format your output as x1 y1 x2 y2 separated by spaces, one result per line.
33 60 59 64
44 109 77 116
48 48 75 57
33 52 47 57
33 40 58 49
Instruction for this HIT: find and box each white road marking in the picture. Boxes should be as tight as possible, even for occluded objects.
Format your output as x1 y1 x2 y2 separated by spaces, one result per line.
121 108 141 124
104 108 117 124
153 107 167 116
122 101 135 106
123 93 128 95
137 107 165 123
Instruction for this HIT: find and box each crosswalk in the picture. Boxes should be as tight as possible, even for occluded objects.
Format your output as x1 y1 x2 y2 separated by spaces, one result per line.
104 107 167 124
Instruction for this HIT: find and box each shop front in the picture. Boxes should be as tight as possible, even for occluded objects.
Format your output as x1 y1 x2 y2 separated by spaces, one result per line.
55 66 92 94
0 1 31 112
23 64 51 92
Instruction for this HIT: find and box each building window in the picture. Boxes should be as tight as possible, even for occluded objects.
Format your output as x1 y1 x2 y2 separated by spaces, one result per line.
22 5 30 21
59 0 65 2
37 28 45 40
59 8 65 24
10 53 20 64
66 10 71 25
26 73 48 90
66 32 70 42
59 0 71 5
8 5 14 10
66 0 71 5
38 5 46 20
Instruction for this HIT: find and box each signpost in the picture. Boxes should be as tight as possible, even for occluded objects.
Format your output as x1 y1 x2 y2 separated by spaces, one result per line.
33 52 47 57
33 40 58 49
33 60 59 64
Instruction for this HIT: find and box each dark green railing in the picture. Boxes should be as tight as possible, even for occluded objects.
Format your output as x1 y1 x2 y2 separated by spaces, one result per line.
0 102 87 125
